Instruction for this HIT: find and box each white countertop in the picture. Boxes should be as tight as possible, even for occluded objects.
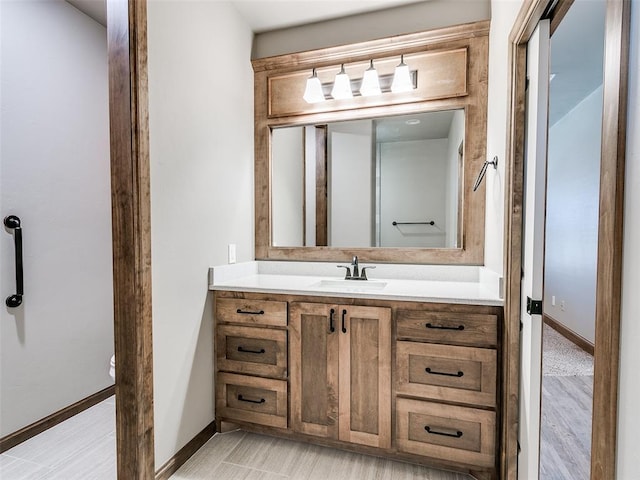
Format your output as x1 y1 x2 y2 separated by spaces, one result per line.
208 261 503 306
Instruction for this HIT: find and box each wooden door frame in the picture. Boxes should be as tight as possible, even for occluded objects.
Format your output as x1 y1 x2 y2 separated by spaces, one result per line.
502 0 630 478
107 0 155 478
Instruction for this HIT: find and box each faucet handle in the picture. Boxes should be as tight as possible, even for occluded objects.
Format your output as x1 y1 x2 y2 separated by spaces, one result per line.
360 266 376 280
337 265 352 279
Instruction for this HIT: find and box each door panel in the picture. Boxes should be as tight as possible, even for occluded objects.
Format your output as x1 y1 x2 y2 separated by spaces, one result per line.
339 305 391 448
289 303 339 438
518 19 550 480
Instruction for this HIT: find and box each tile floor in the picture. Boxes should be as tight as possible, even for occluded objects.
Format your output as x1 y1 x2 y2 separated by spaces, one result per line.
0 395 472 480
0 396 116 480
170 430 472 480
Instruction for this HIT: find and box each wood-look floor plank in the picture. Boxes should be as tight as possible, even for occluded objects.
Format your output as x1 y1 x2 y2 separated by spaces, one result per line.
3 401 115 469
169 431 246 478
171 431 473 480
540 375 593 480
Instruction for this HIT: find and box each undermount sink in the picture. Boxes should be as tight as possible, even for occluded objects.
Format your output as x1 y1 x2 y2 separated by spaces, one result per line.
311 279 388 292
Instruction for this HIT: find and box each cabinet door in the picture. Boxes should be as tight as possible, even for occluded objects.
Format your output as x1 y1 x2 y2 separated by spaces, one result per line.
289 302 339 438
339 305 391 449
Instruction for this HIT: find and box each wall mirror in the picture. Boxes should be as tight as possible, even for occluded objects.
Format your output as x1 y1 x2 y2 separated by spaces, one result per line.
253 21 489 264
272 109 464 250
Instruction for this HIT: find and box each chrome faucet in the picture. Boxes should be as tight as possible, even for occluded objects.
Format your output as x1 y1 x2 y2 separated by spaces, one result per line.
351 256 359 278
337 256 376 280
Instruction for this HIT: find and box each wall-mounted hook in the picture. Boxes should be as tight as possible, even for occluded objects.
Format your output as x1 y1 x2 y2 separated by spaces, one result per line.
473 156 498 192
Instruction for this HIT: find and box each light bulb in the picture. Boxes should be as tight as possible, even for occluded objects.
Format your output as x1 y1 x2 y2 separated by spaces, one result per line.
303 68 325 104
331 64 353 100
391 55 414 93
359 60 381 97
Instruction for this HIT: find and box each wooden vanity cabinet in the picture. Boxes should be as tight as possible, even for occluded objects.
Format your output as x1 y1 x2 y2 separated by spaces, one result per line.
214 291 501 479
215 298 288 428
289 302 391 449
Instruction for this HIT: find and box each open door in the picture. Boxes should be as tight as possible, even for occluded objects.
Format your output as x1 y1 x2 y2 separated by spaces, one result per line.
518 19 550 480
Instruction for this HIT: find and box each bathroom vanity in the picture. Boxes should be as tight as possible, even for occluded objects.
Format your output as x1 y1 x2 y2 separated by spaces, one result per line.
210 263 503 480
212 19 507 480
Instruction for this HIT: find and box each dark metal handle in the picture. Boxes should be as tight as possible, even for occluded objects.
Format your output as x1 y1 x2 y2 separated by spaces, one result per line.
237 346 266 354
4 216 23 308
236 309 265 315
341 309 347 333
425 426 463 438
392 220 435 226
425 367 464 377
329 308 335 333
237 394 265 404
425 323 465 331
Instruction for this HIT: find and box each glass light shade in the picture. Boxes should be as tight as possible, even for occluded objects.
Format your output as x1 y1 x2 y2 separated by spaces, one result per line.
391 56 414 93
303 69 325 103
359 61 381 97
331 65 353 100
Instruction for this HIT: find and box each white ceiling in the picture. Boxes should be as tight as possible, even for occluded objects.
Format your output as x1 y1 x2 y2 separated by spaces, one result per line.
231 0 425 33
549 0 606 125
66 0 425 32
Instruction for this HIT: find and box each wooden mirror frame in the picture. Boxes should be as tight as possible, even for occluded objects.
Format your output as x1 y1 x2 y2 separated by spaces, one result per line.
252 21 490 264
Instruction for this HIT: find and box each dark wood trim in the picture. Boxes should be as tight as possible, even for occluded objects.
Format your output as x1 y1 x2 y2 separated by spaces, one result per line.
503 0 629 479
591 1 629 478
107 0 155 478
0 385 115 453
155 422 217 480
549 0 575 36
315 125 328 246
543 314 594 356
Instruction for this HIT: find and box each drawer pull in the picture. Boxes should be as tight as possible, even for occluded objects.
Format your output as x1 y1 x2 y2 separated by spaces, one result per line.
329 308 335 333
425 367 464 378
236 309 265 315
237 346 266 354
238 394 266 404
341 309 347 333
425 322 465 331
425 425 463 438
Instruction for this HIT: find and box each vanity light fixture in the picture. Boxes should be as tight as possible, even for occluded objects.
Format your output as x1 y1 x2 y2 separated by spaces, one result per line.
331 64 353 100
359 59 382 97
303 68 325 104
391 54 414 93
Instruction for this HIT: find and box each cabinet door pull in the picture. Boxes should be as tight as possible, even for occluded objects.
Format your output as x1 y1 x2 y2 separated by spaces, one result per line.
237 346 266 354
341 309 347 333
425 426 463 438
329 308 335 333
425 322 464 331
237 394 266 404
236 308 265 315
425 367 464 377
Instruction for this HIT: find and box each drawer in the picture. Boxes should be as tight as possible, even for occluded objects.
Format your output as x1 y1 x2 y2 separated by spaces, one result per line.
217 325 287 378
396 342 496 407
396 311 498 348
396 398 496 468
217 372 287 428
216 297 287 327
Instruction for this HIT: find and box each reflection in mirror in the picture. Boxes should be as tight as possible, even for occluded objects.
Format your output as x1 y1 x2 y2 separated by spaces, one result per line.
272 110 464 249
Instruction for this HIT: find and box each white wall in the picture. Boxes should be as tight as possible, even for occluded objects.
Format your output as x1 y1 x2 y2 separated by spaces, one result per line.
544 86 602 344
0 0 113 435
617 1 640 476
445 110 465 247
379 139 448 247
304 126 317 246
147 1 254 466
272 127 304 247
329 129 373 247
252 0 490 58
484 0 526 274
